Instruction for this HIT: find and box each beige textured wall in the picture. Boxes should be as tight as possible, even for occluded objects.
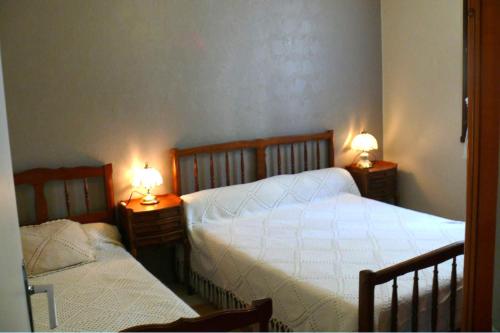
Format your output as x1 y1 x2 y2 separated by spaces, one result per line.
0 0 383 205
0 47 31 331
381 0 466 220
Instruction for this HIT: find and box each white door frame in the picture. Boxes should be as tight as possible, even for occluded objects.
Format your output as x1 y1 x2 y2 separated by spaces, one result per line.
0 46 31 331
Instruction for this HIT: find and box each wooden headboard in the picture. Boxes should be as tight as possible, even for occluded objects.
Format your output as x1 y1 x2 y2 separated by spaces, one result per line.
14 164 115 225
171 130 334 195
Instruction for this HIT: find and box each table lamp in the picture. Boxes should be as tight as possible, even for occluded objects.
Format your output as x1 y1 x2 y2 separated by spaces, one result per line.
351 131 378 168
132 163 163 205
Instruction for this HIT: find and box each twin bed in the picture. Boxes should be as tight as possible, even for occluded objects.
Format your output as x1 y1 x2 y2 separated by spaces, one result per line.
28 222 197 331
15 130 465 332
15 165 271 332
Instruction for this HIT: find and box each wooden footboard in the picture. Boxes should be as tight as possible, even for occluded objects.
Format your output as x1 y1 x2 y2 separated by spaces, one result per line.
358 241 464 332
121 298 272 332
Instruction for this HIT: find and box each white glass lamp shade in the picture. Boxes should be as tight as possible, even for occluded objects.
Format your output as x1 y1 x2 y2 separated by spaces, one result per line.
132 164 163 190
351 132 378 152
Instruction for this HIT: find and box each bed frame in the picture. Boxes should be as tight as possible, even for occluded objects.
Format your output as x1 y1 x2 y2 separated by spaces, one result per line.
170 130 465 332
14 164 115 225
14 164 273 332
359 241 463 332
171 130 334 195
123 298 272 332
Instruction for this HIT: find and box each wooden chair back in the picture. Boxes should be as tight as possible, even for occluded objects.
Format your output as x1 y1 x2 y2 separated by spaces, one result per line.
14 164 115 224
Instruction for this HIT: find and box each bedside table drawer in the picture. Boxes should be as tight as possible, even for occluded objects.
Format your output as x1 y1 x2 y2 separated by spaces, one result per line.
367 189 394 200
134 207 181 223
135 230 184 247
369 169 396 179
368 176 395 192
133 216 182 236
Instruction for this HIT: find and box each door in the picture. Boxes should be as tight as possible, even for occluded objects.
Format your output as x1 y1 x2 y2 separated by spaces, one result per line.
495 164 500 331
0 47 32 331
462 0 500 331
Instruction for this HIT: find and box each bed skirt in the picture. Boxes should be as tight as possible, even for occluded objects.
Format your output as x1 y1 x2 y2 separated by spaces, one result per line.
187 268 292 332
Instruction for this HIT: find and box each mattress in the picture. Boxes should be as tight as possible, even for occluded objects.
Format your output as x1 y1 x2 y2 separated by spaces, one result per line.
182 167 465 332
29 223 197 332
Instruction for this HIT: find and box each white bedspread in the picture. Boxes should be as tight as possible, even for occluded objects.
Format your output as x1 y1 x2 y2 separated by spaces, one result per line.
182 167 465 332
29 224 196 332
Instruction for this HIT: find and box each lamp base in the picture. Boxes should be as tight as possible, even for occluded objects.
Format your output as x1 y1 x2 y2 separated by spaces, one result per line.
140 193 159 205
356 152 373 169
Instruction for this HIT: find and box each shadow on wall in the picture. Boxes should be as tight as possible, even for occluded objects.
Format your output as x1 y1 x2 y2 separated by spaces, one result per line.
397 169 435 215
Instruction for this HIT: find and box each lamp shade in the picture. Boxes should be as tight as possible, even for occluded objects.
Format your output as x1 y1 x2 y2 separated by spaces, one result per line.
132 164 163 190
351 132 378 152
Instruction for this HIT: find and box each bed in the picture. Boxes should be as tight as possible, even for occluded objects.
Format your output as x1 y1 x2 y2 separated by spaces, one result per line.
14 164 272 332
170 130 465 332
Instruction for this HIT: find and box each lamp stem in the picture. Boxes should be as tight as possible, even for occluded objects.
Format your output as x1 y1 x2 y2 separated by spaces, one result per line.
356 151 373 168
141 187 158 205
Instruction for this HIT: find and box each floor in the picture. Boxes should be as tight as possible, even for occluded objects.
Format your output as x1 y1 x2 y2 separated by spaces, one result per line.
139 247 218 315
169 283 251 332
169 283 218 316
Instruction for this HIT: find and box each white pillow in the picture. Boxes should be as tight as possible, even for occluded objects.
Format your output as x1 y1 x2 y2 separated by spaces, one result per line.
21 219 96 277
81 222 122 249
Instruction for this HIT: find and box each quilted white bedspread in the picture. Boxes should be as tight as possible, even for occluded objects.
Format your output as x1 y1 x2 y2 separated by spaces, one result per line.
29 224 196 332
182 167 465 332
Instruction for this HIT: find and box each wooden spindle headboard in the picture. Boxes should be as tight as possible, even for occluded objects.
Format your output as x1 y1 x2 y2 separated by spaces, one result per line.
14 164 115 225
170 130 334 195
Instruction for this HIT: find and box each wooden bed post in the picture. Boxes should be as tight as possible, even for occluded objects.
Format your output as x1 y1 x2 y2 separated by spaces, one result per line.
170 148 181 195
103 163 115 221
359 270 376 332
328 129 335 167
256 142 266 180
33 183 49 224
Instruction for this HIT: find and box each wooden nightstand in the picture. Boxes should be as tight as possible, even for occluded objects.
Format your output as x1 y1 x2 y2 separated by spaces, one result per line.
118 194 190 286
346 161 399 204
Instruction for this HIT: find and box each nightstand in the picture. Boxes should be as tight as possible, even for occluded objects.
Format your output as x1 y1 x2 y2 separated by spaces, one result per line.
118 194 190 287
345 161 399 204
